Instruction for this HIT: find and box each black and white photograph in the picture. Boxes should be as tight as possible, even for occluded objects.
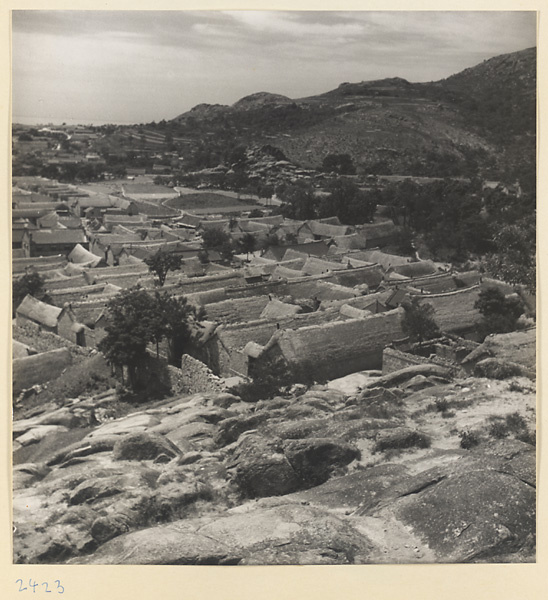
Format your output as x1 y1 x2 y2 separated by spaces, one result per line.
10 9 537 568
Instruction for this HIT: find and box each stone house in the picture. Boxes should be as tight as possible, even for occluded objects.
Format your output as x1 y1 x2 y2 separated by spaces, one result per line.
21 229 88 258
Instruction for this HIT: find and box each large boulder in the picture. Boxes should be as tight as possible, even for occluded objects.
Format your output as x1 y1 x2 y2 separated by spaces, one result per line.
283 438 360 487
228 435 301 498
74 502 377 565
214 414 268 446
392 470 536 562
112 432 182 462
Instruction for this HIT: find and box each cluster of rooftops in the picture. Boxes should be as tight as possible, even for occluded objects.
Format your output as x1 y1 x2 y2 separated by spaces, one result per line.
12 175 533 385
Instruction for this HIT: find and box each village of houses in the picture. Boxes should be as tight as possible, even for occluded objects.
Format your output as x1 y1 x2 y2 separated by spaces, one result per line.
11 167 529 389
10 130 537 566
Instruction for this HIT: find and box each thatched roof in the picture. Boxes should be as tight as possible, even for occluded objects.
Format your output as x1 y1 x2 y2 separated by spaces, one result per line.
271 265 305 280
319 290 392 312
357 220 400 245
199 219 231 233
342 256 375 268
260 299 301 320
68 244 104 266
332 264 384 290
339 304 373 319
236 220 272 233
76 195 113 209
204 296 270 323
453 270 481 288
410 286 482 334
391 260 438 278
184 288 228 306
301 256 348 276
16 295 62 328
330 233 367 251
37 212 59 228
304 221 353 239
241 215 284 226
262 307 405 379
356 249 410 270
397 272 457 294
28 229 87 246
13 340 36 359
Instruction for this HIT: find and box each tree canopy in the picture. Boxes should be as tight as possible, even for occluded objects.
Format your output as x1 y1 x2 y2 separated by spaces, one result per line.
98 287 202 388
237 233 257 259
474 287 525 338
144 252 183 286
319 178 378 225
401 297 441 342
201 227 234 261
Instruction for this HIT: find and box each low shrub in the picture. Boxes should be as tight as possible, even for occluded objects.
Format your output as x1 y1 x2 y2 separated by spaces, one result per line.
505 412 527 433
459 430 481 449
486 412 528 440
488 420 509 439
517 429 536 446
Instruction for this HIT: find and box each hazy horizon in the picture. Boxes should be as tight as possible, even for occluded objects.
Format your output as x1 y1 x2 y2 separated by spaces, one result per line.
12 11 536 125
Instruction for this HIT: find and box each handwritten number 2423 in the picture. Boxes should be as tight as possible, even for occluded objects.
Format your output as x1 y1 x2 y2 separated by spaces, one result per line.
16 579 64 594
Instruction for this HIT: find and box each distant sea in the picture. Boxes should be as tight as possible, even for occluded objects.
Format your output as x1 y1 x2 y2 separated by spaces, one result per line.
12 116 137 127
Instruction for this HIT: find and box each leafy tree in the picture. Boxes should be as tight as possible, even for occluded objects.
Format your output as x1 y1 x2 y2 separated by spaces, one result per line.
98 287 204 387
12 272 50 316
257 185 274 202
238 233 256 260
401 297 440 342
474 287 525 337
276 182 318 220
201 227 234 261
98 287 158 388
248 208 264 219
319 178 377 225
232 357 297 403
485 215 536 291
144 251 183 286
154 292 203 365
201 227 230 250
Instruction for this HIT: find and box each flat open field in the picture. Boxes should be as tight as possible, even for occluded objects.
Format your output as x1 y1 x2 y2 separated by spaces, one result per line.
166 192 257 210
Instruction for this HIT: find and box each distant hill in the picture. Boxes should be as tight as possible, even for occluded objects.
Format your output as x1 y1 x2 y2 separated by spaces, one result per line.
170 47 536 182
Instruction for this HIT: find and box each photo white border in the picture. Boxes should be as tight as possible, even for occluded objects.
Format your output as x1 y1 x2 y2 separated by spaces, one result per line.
1 2 544 599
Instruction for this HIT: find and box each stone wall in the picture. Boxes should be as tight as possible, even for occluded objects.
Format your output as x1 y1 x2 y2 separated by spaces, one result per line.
177 354 224 394
13 348 72 394
382 347 430 375
266 308 406 381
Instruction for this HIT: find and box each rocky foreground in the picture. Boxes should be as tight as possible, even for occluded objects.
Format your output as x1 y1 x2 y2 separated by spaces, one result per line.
13 369 536 565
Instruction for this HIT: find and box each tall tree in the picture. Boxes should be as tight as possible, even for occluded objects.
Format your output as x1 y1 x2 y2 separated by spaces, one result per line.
154 292 203 365
276 182 318 220
98 287 157 388
144 251 183 286
98 287 204 386
401 297 440 342
201 227 234 261
474 287 525 337
319 178 377 225
238 233 256 260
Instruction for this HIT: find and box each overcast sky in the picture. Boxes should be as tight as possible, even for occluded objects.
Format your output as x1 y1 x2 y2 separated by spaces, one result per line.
12 10 537 125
